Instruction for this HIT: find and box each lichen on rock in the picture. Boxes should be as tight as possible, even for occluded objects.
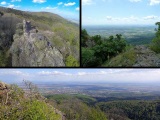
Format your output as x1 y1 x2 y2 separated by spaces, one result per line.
10 20 65 67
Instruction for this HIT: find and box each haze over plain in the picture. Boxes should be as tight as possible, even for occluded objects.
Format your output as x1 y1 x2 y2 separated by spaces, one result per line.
1 69 160 84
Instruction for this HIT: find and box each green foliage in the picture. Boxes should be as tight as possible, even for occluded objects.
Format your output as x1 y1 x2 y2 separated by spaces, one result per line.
103 46 136 67
81 29 89 47
0 6 79 66
150 22 160 53
47 94 107 120
46 94 97 105
151 36 160 53
98 100 160 120
82 47 102 67
0 11 4 16
0 81 61 120
65 55 79 67
81 29 127 67
0 50 11 67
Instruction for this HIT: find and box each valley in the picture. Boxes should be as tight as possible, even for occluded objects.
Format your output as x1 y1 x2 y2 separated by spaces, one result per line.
83 25 156 45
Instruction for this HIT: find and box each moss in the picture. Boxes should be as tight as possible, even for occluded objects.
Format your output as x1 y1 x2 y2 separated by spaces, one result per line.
103 47 136 67
65 55 79 67
34 40 46 50
52 36 64 47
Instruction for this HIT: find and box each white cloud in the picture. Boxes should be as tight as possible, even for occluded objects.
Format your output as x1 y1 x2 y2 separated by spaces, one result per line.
82 0 93 5
76 7 79 11
149 0 160 5
1 69 160 84
1 1 6 5
44 6 57 10
144 15 158 20
105 16 138 22
129 0 141 2
38 71 72 76
83 14 160 25
32 0 46 3
11 0 21 2
64 2 76 6
58 2 63 5
106 16 113 20
8 4 15 8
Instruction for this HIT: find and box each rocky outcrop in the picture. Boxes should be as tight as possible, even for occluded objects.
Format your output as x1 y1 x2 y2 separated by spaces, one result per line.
0 82 10 90
133 45 160 67
10 20 65 67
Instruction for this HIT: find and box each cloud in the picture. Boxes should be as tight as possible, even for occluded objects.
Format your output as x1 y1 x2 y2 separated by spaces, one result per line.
149 0 160 5
58 2 63 5
106 16 113 20
11 0 21 2
144 15 158 20
38 71 72 76
82 0 93 5
43 6 57 10
64 2 76 6
32 0 46 3
76 7 79 11
1 1 6 5
105 16 139 22
83 15 159 25
1 69 160 84
129 0 141 2
7 4 15 8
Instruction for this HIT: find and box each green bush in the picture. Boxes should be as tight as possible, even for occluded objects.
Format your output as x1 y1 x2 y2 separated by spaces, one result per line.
150 22 160 53
0 81 61 120
82 47 102 67
150 36 160 53
103 47 136 67
65 55 79 67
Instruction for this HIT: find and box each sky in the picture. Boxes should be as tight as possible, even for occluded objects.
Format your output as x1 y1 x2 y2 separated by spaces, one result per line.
82 0 160 25
0 69 160 84
0 0 79 21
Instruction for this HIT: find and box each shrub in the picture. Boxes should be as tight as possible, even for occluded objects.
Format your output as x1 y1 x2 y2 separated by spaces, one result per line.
65 55 79 67
150 22 160 53
82 48 102 67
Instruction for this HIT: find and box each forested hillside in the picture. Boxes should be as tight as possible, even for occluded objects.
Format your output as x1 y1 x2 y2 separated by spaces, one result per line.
81 29 127 67
0 7 79 67
1 80 160 120
81 22 160 67
0 81 62 120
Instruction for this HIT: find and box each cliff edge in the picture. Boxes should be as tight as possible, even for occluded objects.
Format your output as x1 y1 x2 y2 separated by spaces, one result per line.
10 20 65 67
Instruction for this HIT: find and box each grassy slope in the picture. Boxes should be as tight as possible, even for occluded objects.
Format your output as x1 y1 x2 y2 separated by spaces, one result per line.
0 83 61 120
102 46 136 67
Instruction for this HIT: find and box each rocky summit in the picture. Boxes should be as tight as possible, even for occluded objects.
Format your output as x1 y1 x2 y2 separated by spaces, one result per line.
10 20 65 67
133 45 160 67
0 7 79 67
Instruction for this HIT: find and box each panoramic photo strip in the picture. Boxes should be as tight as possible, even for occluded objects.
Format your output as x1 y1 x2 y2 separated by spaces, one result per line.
1 68 160 119
82 0 160 67
0 0 80 67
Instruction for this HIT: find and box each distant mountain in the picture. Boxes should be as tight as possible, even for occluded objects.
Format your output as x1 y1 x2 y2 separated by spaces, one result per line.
0 7 79 67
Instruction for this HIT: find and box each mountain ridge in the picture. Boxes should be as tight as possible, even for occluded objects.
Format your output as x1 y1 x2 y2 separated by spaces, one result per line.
0 6 79 67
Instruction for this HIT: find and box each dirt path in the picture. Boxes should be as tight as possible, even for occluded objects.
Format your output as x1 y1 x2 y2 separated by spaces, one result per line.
133 45 160 67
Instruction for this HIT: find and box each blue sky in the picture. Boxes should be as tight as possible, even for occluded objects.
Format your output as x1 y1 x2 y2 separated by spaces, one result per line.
0 0 79 20
82 0 160 25
0 69 160 84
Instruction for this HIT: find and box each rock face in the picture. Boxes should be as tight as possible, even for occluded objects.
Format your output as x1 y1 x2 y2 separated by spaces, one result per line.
133 45 160 67
10 20 65 67
0 82 9 90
